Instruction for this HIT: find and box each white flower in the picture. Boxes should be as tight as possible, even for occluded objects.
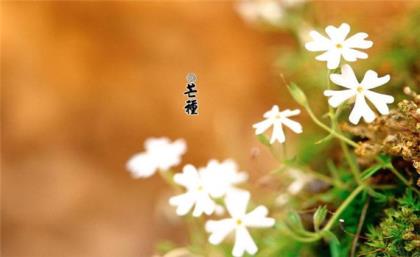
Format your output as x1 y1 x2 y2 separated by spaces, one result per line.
169 164 217 217
287 168 313 195
169 160 248 217
236 0 284 26
204 159 248 198
205 191 275 257
126 137 186 178
324 64 394 125
305 23 373 69
253 105 302 144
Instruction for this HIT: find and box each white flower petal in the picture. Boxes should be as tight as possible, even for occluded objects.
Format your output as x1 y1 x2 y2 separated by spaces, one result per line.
361 71 390 89
329 64 359 89
315 49 341 69
281 117 303 134
281 109 301 117
252 119 273 135
306 23 371 69
244 206 275 228
364 90 394 115
173 164 200 189
325 23 350 42
349 94 376 124
270 123 286 144
169 192 196 216
225 190 250 218
342 48 368 62
324 89 355 107
344 32 373 49
206 219 235 245
126 153 157 178
192 192 216 217
232 226 258 257
263 105 280 118
305 30 332 52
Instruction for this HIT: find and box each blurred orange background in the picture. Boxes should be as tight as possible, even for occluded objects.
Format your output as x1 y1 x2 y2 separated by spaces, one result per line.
1 1 418 257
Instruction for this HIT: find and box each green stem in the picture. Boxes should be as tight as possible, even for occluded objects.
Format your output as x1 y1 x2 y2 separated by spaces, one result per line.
340 139 362 184
350 197 370 257
322 184 365 232
158 169 179 189
304 103 358 148
386 164 420 195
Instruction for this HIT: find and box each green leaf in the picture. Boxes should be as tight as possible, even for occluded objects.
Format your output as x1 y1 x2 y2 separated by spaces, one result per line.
287 82 308 106
322 230 340 245
361 163 383 180
313 205 328 231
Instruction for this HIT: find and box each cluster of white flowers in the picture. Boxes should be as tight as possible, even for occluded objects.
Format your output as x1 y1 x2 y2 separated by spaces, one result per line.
127 138 274 257
306 23 394 125
127 23 397 257
253 23 394 144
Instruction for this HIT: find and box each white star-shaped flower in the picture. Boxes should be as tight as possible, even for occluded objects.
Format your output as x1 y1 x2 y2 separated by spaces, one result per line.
205 191 275 257
324 64 394 125
253 105 302 144
169 160 248 217
126 137 186 178
305 23 373 69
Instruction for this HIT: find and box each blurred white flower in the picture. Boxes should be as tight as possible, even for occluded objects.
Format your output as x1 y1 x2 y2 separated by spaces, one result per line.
169 160 248 217
324 64 394 125
305 23 373 69
205 191 275 257
126 137 186 178
169 164 217 217
287 168 313 195
253 105 302 144
204 159 248 198
236 0 284 26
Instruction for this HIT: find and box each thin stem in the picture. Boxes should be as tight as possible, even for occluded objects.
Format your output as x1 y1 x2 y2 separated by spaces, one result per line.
350 197 370 257
340 139 361 184
304 104 358 148
158 169 179 189
386 164 420 195
322 184 365 232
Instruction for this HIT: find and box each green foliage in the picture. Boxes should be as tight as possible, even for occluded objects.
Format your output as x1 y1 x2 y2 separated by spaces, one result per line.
358 190 420 257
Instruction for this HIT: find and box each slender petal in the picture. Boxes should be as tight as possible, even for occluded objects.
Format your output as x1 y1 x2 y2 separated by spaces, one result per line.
344 32 373 49
349 94 376 124
281 109 301 117
325 23 350 42
169 192 196 216
329 64 359 89
252 119 273 134
281 117 303 133
270 123 286 144
206 219 235 245
225 191 250 218
232 227 258 257
342 48 368 61
365 90 394 115
244 206 275 228
324 89 355 107
361 71 390 89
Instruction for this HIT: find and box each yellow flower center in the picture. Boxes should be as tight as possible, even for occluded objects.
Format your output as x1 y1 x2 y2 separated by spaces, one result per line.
356 86 364 93
197 186 203 191
336 43 343 49
236 219 243 225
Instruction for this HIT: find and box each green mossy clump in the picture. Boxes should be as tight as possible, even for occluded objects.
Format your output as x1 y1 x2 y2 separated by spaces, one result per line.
358 190 420 257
